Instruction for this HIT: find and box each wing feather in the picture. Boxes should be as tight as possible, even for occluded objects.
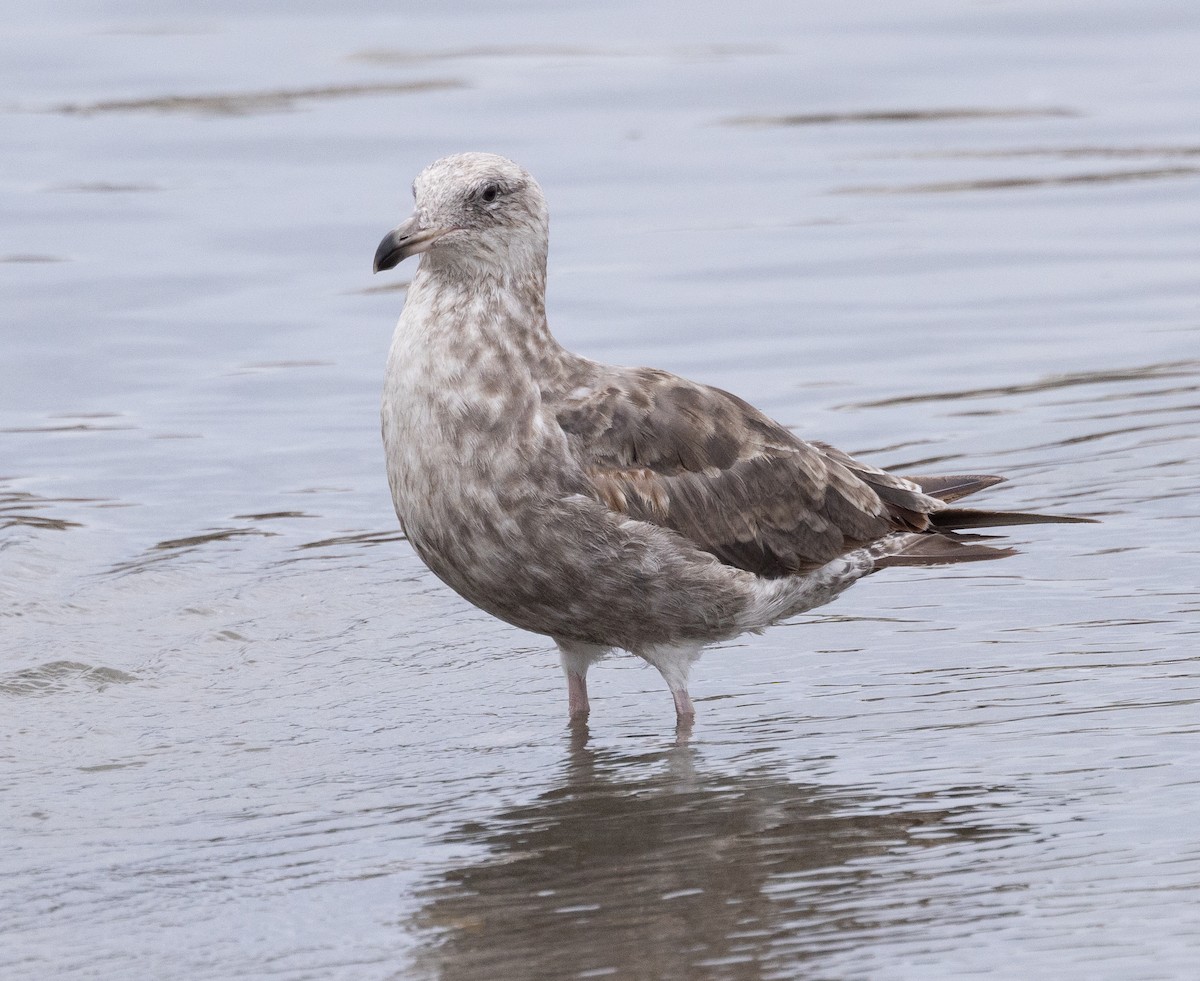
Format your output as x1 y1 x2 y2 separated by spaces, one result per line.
553 366 902 576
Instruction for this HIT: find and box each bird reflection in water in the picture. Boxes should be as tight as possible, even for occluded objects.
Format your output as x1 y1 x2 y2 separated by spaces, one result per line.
407 727 1024 980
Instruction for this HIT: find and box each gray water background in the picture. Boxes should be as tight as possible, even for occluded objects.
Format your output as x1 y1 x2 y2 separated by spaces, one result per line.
3 1 1199 978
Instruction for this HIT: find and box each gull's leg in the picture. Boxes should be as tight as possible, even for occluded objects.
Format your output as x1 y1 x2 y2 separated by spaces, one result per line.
556 639 609 721
639 643 704 721
566 672 589 719
670 687 695 719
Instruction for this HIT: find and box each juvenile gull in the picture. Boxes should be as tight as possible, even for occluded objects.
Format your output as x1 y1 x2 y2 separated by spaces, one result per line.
373 152 1091 722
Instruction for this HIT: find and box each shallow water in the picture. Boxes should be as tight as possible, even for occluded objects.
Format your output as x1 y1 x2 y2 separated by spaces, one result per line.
3 2 1199 978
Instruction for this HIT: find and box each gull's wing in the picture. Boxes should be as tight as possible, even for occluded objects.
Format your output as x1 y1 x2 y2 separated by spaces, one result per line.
553 366 946 576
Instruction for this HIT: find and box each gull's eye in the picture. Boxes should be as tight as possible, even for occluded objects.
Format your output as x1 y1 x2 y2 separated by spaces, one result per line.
479 183 499 204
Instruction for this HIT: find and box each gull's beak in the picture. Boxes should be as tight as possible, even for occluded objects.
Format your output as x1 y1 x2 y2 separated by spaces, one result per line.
372 214 454 273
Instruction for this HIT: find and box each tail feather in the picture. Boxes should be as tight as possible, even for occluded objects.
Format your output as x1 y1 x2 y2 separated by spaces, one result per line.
907 473 1007 503
863 470 1094 569
873 531 1016 568
931 507 1098 531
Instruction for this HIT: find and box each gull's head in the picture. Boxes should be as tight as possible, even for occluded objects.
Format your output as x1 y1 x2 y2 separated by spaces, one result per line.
373 152 549 280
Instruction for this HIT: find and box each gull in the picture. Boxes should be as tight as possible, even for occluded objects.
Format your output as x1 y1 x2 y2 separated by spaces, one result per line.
372 152 1090 723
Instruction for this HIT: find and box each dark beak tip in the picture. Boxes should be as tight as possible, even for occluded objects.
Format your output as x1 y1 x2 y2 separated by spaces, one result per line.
373 235 405 274
374 216 426 273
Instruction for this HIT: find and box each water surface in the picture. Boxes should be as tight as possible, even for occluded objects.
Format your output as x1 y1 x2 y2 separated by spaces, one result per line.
3 2 1199 978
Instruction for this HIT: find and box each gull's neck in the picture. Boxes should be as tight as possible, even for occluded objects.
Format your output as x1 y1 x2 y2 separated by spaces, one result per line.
400 252 570 381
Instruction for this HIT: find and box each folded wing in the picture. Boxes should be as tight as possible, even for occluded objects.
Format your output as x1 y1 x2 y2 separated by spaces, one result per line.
553 366 960 576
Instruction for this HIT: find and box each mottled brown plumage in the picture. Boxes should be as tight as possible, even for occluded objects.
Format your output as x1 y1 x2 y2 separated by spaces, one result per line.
373 152 1092 723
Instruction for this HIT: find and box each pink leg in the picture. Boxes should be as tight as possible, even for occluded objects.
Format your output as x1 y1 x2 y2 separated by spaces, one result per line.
567 671 590 720
639 643 704 723
671 687 695 720
557 640 607 721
